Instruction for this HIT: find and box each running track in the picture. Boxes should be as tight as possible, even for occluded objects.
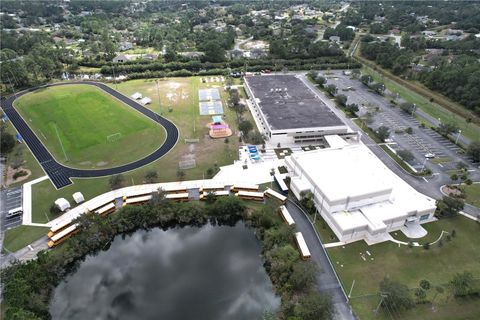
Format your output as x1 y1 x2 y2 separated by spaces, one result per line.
0 82 179 189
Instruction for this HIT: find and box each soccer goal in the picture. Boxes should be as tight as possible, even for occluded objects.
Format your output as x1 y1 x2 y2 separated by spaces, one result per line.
106 132 122 143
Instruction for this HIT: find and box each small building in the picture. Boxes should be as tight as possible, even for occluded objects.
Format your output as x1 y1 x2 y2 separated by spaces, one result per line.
329 36 341 43
72 192 85 204
113 54 131 63
421 30 436 37
55 198 71 212
139 97 152 105
131 92 142 100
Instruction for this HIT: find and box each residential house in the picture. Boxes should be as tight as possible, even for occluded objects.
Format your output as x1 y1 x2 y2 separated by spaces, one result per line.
113 54 131 63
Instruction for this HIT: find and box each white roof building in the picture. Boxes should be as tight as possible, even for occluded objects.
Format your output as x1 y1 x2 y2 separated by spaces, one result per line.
139 97 152 105
285 138 437 244
55 198 71 212
131 92 142 100
73 192 85 204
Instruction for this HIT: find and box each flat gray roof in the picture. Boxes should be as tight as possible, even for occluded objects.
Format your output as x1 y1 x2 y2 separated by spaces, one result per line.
245 75 344 130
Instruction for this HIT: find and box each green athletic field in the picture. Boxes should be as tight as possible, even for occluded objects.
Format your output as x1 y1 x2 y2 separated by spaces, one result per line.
15 84 165 169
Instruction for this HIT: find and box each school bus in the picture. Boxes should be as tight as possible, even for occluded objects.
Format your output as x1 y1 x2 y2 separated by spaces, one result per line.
235 190 264 201
279 205 295 226
264 188 287 204
295 232 311 260
48 224 79 248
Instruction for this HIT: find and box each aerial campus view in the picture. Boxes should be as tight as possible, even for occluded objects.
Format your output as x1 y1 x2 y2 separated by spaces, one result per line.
0 1 479 320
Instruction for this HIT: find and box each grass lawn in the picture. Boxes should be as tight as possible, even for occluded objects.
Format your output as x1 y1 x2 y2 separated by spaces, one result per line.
352 118 382 144
463 183 480 208
29 77 244 224
2 225 49 253
15 84 165 169
1 117 45 186
327 216 480 319
362 67 480 142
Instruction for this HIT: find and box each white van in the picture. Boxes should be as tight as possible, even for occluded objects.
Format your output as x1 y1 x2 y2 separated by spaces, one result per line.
6 207 22 219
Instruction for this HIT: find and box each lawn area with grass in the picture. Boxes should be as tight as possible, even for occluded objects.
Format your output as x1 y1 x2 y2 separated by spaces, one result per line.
3 225 49 253
29 77 244 225
327 216 480 319
463 183 480 208
2 118 45 187
15 84 165 169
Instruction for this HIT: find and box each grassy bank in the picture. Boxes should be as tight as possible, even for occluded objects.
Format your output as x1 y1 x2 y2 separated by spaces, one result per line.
3 225 49 253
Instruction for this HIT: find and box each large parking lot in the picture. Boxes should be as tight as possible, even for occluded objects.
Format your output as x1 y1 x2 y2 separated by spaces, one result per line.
1 187 23 232
321 70 475 172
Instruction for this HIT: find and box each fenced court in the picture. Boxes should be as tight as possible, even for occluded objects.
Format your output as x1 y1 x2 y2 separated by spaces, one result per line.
199 101 224 115
198 88 221 101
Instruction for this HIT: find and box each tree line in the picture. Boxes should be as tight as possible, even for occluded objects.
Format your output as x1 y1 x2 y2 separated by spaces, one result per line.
1 195 333 320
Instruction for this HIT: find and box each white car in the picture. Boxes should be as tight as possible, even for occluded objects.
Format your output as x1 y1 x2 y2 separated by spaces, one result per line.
424 153 435 159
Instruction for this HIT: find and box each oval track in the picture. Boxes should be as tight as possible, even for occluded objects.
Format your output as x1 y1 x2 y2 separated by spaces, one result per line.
1 81 179 189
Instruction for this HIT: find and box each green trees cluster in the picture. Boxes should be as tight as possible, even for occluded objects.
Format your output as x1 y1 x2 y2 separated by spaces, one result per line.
323 24 355 41
435 196 464 218
2 196 333 319
420 55 480 115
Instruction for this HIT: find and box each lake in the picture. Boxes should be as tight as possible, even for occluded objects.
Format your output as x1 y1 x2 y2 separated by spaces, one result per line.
50 222 279 320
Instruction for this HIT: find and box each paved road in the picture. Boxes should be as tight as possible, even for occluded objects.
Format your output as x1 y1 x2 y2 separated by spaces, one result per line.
286 200 356 320
0 82 179 189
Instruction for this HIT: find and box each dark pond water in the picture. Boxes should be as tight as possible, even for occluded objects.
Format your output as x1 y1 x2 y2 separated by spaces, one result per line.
50 223 279 320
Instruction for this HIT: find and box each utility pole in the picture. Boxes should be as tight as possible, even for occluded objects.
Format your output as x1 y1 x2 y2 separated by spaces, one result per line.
155 79 162 116
112 64 118 90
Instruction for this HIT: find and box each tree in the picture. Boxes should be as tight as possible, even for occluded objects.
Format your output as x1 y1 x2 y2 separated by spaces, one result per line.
144 170 158 183
414 288 426 302
379 277 415 311
204 191 217 204
450 271 475 297
176 170 186 181
360 74 373 85
325 84 337 96
294 290 333 320
420 279 431 291
399 102 415 114
0 124 16 155
109 174 125 189
315 75 326 87
345 103 359 115
238 120 253 136
377 126 390 142
437 122 459 136
203 40 226 62
371 82 385 95
290 262 317 291
436 196 464 217
248 131 265 145
397 150 414 162
466 141 480 162
300 191 315 214
335 94 348 107
450 173 458 181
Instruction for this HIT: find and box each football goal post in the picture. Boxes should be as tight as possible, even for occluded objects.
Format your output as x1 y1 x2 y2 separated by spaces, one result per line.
106 132 122 143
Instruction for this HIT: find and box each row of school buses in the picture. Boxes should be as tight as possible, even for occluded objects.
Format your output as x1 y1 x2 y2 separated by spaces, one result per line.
47 182 311 259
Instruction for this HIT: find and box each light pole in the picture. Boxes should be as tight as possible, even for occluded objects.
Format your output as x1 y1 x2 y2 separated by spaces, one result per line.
455 130 462 144
155 79 161 115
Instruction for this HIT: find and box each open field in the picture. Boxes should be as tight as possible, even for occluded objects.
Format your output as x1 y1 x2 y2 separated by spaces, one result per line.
14 84 165 169
27 77 243 225
327 216 480 319
3 225 49 253
361 66 480 142
463 183 480 208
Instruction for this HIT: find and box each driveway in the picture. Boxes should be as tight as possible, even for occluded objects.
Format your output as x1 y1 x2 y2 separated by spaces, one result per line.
286 200 356 320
